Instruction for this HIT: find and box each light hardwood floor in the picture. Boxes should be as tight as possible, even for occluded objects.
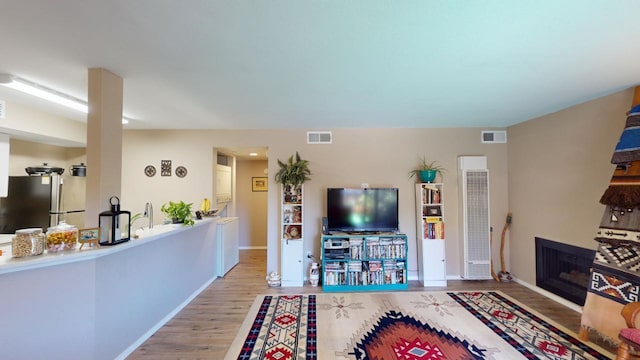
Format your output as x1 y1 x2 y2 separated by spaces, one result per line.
127 249 614 359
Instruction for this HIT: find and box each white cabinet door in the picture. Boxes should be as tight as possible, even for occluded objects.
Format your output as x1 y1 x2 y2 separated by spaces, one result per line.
422 240 447 286
281 239 303 286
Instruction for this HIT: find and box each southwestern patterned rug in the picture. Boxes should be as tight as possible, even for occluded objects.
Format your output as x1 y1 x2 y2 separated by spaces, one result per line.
224 291 613 360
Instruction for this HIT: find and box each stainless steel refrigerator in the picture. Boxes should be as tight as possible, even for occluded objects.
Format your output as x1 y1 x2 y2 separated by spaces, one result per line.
0 175 80 234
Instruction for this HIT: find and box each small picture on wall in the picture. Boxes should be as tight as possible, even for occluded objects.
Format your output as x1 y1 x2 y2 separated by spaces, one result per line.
252 177 268 192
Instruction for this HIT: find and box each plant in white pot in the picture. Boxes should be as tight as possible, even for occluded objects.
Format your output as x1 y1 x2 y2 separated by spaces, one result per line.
408 157 446 183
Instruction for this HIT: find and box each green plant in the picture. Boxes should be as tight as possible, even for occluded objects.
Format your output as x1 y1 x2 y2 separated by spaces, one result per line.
130 212 143 225
274 151 311 187
160 200 195 226
126 212 144 238
408 157 446 180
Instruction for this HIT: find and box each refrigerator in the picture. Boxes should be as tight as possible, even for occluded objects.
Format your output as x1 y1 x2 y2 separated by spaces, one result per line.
0 175 84 234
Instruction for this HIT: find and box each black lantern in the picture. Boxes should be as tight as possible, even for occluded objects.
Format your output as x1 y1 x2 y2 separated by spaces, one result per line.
99 196 131 246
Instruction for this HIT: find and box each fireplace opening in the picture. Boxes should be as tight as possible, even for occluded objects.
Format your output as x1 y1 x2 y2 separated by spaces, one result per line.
535 237 595 306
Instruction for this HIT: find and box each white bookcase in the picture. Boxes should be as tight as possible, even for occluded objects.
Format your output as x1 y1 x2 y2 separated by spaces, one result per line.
415 183 447 286
280 184 304 286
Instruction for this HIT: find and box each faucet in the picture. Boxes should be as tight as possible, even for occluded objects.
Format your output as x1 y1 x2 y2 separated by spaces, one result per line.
144 202 153 229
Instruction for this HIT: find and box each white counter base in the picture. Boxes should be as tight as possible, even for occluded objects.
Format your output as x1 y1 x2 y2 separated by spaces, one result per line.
0 218 219 360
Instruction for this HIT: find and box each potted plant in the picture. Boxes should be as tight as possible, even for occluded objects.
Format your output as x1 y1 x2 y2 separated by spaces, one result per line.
160 200 195 226
274 151 311 187
409 157 446 183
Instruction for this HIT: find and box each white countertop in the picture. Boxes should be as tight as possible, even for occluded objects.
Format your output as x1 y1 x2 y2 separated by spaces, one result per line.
0 217 217 275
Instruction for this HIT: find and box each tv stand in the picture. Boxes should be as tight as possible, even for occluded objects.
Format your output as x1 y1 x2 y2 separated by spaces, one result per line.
332 231 402 236
321 233 408 292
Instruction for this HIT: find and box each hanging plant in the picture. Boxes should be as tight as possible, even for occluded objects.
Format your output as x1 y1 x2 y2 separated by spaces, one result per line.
274 151 311 187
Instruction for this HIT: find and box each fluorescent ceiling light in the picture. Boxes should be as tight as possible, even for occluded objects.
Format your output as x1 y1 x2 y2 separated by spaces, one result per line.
0 73 131 125
249 152 258 156
0 74 88 113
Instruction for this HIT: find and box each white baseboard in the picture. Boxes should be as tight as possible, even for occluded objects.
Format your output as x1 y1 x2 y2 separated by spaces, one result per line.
115 276 218 360
239 246 267 250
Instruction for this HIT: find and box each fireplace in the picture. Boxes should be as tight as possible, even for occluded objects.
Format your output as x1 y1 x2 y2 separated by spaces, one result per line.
535 237 595 306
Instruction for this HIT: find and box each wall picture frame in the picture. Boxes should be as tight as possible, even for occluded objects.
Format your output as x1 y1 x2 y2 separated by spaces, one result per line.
252 177 268 192
424 206 442 217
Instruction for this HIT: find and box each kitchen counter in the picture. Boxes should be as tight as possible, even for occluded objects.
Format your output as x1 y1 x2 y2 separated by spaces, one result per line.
0 220 209 275
0 217 219 360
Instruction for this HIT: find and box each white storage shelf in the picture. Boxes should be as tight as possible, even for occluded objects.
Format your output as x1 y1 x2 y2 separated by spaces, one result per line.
415 183 447 287
280 184 304 287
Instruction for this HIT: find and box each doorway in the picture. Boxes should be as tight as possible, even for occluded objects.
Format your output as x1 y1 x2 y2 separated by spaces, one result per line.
216 147 268 250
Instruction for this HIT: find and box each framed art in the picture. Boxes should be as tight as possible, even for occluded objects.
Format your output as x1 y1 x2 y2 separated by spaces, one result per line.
79 227 100 250
252 177 268 192
424 206 442 217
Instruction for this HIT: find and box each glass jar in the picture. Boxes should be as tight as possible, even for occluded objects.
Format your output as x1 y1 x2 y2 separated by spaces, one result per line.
46 221 78 252
12 228 45 257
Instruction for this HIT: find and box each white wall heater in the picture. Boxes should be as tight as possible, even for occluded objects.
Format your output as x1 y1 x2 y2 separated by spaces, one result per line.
458 156 492 279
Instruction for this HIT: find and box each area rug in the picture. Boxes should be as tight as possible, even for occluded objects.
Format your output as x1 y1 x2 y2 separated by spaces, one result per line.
224 291 613 360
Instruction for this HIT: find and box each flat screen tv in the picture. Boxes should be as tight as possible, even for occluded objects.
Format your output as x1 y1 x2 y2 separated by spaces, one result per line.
326 188 399 233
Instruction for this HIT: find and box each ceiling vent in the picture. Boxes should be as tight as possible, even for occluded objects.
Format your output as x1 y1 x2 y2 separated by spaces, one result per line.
307 131 332 144
0 100 5 119
481 130 506 144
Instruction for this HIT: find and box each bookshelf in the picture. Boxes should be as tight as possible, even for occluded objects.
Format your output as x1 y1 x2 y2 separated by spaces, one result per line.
321 233 408 292
281 184 304 286
415 183 447 286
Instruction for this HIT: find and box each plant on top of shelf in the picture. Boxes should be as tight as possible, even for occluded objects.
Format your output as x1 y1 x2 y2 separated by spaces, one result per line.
274 151 311 187
408 157 446 183
160 200 195 226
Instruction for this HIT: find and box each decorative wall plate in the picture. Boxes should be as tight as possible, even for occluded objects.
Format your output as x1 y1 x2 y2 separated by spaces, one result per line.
161 160 172 176
144 165 156 177
175 166 187 178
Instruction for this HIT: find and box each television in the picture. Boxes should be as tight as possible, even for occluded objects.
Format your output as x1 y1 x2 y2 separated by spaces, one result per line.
326 188 399 233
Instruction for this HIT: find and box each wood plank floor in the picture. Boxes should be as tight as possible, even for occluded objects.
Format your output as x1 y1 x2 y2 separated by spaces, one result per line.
127 249 615 359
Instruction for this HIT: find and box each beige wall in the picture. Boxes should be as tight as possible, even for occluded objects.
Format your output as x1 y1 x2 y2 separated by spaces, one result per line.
236 160 268 248
122 128 510 279
8 85 633 286
0 101 86 147
507 87 633 284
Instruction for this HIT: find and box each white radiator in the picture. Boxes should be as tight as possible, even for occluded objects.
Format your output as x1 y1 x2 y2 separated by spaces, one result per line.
458 156 491 279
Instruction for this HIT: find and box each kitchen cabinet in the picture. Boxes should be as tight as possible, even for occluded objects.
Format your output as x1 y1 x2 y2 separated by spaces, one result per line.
217 216 239 276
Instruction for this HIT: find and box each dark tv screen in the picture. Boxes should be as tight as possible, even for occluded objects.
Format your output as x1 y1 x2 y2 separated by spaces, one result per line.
326 188 399 233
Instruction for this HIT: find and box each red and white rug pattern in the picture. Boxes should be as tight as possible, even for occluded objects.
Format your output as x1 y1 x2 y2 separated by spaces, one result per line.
226 291 612 360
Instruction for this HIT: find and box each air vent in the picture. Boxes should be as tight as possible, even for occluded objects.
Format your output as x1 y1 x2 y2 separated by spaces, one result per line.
0 100 5 119
481 130 507 144
307 131 332 144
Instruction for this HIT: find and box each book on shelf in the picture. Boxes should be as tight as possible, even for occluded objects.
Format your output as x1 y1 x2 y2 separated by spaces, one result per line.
423 220 445 240
325 262 345 271
422 185 441 204
369 260 382 272
348 260 363 272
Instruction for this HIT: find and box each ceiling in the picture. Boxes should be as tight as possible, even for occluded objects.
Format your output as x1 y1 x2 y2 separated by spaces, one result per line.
0 1 639 133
